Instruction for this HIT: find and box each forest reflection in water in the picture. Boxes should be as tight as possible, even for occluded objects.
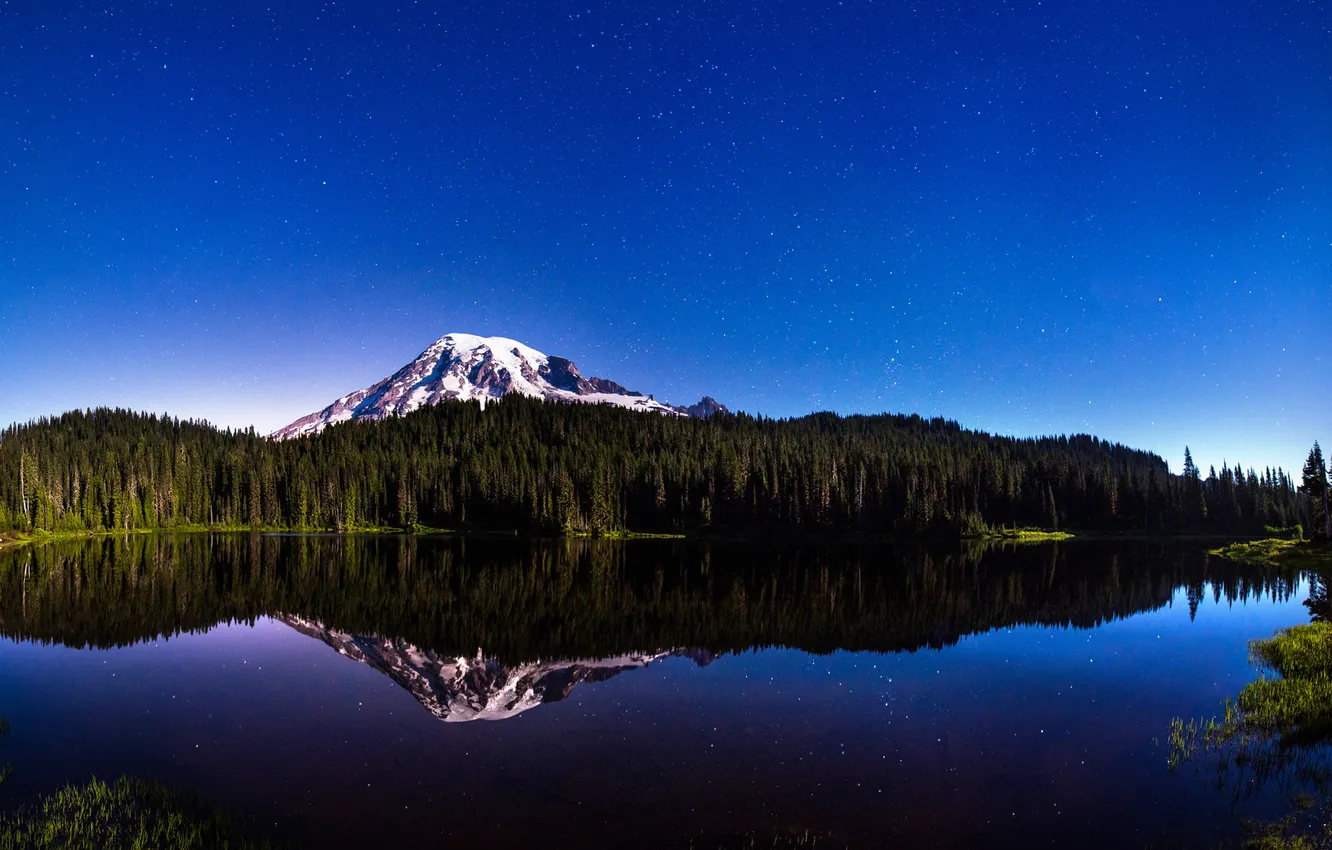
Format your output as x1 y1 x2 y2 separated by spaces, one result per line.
0 533 1306 660
0 534 1321 848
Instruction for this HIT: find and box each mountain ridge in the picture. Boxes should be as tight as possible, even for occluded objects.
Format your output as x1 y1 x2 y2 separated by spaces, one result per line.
273 332 726 439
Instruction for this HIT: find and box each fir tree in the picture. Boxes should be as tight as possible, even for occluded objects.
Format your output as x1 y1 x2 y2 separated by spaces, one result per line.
1302 442 1329 539
0 404 1308 538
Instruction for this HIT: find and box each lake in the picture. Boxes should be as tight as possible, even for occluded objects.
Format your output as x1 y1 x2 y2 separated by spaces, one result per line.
0 535 1317 848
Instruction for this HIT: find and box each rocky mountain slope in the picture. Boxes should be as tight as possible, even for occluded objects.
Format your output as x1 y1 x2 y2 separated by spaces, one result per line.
273 332 726 438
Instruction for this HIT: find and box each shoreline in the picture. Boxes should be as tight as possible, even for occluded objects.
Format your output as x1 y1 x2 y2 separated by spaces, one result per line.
0 526 688 549
0 526 1309 553
1207 537 1332 568
1 526 1295 552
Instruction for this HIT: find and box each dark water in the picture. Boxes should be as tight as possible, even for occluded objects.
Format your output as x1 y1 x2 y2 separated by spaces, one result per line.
0 535 1320 848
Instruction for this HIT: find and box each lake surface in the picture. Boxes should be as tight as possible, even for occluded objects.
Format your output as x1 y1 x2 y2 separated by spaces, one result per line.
0 535 1320 848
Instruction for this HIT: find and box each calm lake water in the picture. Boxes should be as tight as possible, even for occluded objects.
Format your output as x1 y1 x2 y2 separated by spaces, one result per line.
0 535 1319 848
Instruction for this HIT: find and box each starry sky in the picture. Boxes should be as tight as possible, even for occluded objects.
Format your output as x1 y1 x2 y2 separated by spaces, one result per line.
1 0 1327 475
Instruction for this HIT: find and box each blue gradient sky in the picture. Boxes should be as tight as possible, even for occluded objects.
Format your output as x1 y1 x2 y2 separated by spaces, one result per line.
1 0 1327 475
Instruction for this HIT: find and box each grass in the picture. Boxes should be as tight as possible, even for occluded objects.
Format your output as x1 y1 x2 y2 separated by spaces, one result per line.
964 527 1073 543
1242 822 1327 849
565 529 688 540
0 525 693 548
1167 621 1332 847
1209 539 1332 569
0 532 31 551
1237 795 1332 850
1169 623 1332 790
409 523 463 534
0 776 274 850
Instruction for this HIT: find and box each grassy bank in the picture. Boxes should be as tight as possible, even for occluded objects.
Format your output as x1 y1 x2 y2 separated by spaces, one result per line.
965 527 1073 543
1169 622 1332 848
1238 802 1332 850
0 531 32 551
565 530 688 540
1209 539 1332 569
0 525 685 547
0 525 1063 549
0 776 274 849
1172 623 1332 847
1169 526 1332 847
1170 622 1332 769
0 524 423 548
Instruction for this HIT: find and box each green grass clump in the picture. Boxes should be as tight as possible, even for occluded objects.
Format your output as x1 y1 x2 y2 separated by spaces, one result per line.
964 527 1073 543
1238 795 1332 850
1169 623 1332 785
564 529 688 540
0 776 273 850
1169 624 1332 845
409 523 461 534
1253 625 1332 682
1243 823 1326 849
1238 625 1332 748
1210 539 1332 569
0 532 30 551
1210 538 1300 566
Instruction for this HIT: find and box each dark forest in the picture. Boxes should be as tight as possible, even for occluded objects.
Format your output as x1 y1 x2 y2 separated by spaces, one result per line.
0 399 1313 537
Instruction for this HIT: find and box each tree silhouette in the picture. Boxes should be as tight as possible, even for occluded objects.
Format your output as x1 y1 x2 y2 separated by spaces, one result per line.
0 402 1310 538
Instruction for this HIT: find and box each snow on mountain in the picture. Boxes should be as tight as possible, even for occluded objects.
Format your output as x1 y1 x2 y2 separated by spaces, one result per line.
280 615 713 722
273 332 720 439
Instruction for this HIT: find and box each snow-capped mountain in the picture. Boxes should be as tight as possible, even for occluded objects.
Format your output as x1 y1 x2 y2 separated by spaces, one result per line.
272 332 726 439
280 615 713 722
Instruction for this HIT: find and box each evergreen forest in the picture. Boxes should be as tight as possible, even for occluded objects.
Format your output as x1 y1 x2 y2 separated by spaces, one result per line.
0 399 1320 538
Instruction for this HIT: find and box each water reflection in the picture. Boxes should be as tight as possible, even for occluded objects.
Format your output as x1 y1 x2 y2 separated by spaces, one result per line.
282 613 714 722
0 535 1316 848
0 534 1305 660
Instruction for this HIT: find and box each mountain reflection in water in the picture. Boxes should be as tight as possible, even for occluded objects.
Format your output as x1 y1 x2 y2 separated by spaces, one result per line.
0 533 1303 660
281 613 713 722
0 534 1316 849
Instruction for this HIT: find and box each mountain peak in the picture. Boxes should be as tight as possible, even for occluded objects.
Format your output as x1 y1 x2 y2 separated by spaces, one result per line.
272 333 720 438
684 396 729 419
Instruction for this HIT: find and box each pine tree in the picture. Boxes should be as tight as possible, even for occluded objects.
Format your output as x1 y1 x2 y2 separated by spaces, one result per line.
1302 442 1329 539
1181 447 1206 525
0 403 1303 539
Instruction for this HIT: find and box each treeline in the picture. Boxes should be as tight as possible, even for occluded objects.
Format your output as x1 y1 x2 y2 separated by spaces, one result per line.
0 400 1312 536
0 534 1309 658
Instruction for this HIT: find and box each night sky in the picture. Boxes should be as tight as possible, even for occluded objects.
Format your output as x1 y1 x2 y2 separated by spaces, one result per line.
1 0 1327 475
